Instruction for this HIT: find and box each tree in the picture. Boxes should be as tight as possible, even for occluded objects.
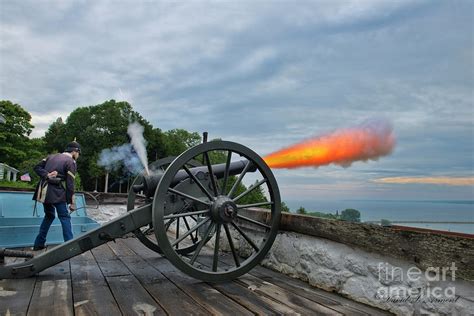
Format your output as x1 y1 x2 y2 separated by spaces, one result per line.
0 100 34 166
43 117 67 153
281 201 290 212
380 219 392 226
296 206 307 215
307 211 339 219
74 172 83 191
341 209 361 222
88 153 104 192
17 138 47 183
42 100 156 191
147 128 167 161
237 179 268 206
163 129 201 156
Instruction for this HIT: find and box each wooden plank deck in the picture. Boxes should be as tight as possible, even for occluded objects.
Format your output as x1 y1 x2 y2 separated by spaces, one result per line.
1 236 391 315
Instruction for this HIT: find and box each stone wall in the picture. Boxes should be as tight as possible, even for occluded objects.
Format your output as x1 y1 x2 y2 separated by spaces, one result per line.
260 231 473 315
241 208 474 281
230 209 474 315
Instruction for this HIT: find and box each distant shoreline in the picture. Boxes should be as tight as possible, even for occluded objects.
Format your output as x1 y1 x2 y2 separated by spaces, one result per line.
342 199 474 204
284 199 474 234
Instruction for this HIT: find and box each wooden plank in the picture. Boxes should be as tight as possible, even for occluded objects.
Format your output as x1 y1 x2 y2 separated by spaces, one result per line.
236 274 342 316
123 236 387 315
0 247 36 316
91 243 131 277
250 264 391 316
70 251 121 316
70 251 104 282
129 236 366 315
0 247 46 315
0 278 36 316
92 241 166 315
107 237 136 257
115 239 210 315
214 252 389 315
208 251 390 316
184 246 306 315
106 274 166 315
195 253 341 316
212 280 299 315
196 251 344 315
36 259 71 280
155 258 253 315
28 260 73 316
90 243 118 261
123 237 253 315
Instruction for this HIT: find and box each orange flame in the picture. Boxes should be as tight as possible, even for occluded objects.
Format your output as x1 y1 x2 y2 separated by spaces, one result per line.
264 120 395 169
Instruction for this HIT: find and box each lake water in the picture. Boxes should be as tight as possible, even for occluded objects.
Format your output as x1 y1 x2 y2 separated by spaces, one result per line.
285 199 474 234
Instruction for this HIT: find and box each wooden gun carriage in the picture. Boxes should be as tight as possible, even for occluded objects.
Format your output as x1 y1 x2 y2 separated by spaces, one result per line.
0 141 281 282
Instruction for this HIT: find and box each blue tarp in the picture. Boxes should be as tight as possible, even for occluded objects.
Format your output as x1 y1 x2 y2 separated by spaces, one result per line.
0 191 100 247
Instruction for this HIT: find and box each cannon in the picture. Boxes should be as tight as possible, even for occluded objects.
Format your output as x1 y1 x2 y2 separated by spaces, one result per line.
0 140 281 282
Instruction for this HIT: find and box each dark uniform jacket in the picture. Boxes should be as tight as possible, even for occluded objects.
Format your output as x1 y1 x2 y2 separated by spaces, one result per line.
32 153 77 204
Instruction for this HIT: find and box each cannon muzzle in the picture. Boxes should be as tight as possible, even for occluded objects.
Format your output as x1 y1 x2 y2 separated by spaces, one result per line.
133 159 256 196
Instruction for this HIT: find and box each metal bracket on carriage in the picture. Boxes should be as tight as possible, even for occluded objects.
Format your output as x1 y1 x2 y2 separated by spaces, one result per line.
98 232 121 243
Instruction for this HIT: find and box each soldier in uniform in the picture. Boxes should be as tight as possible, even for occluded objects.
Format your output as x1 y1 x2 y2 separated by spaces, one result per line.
32 141 81 250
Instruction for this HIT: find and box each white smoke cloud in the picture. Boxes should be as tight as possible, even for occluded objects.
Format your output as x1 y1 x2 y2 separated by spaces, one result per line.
127 122 150 175
97 121 150 175
97 143 143 174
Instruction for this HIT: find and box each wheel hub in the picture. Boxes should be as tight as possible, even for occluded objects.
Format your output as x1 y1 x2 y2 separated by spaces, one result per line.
211 196 238 223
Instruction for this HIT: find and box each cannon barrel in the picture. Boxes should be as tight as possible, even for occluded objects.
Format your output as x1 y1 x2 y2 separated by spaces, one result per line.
133 159 256 196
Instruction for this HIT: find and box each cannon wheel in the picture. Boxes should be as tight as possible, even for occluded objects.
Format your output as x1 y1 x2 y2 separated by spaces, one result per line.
127 157 203 254
153 141 281 282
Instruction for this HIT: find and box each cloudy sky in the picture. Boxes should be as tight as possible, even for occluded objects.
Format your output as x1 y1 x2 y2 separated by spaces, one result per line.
1 0 473 203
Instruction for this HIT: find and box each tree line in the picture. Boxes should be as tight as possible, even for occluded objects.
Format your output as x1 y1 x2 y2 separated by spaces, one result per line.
0 99 201 192
280 202 361 222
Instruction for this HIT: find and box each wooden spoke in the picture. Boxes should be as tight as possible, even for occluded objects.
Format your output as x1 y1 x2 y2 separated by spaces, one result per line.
190 223 215 265
204 152 219 197
223 223 240 267
175 217 180 249
221 151 232 195
236 201 274 209
182 216 198 243
171 217 210 247
232 179 267 202
163 210 210 220
236 214 271 230
168 188 211 207
183 165 214 201
227 160 251 198
212 224 222 272
231 222 260 252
